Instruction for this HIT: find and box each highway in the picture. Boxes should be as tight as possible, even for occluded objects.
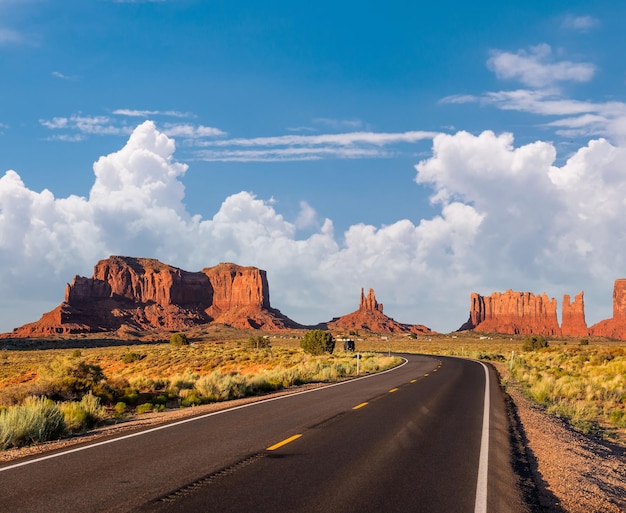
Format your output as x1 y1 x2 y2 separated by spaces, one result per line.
0 355 529 513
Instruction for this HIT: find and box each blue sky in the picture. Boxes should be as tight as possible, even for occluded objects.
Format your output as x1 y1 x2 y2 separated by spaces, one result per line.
1 0 626 333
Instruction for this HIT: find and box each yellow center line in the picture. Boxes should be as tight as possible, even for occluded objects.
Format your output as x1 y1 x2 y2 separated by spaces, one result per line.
266 434 302 451
410 379 417 383
353 402 369 410
389 388 398 393
424 373 429 376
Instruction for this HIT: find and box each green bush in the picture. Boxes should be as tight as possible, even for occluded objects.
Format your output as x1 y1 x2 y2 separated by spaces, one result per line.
38 357 107 401
247 335 271 349
114 402 127 417
135 403 155 414
59 393 106 431
300 330 335 355
0 396 66 449
522 336 549 351
170 333 189 346
121 351 144 363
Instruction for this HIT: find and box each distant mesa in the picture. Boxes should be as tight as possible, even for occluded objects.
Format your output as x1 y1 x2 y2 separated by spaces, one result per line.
586 279 626 339
459 290 567 336
2 257 434 340
459 282 626 340
328 288 433 335
3 256 301 338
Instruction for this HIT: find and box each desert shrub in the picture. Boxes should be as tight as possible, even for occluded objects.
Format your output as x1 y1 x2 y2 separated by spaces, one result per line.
579 339 589 346
119 389 140 405
0 396 66 449
194 372 248 402
167 372 199 396
128 375 155 392
121 351 144 364
300 330 335 355
170 333 189 346
114 402 127 417
135 403 155 414
522 336 548 351
38 357 107 401
179 389 203 407
247 335 271 349
60 393 106 431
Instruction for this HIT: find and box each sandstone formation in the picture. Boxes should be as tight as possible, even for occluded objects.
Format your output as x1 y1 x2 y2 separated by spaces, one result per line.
589 279 626 339
561 292 589 336
328 288 433 335
459 290 561 335
5 256 300 337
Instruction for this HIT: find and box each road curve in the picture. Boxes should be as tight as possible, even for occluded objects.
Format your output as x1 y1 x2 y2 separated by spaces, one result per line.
0 355 528 513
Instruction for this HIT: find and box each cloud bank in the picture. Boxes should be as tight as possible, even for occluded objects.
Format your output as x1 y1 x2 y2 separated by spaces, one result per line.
1 121 625 333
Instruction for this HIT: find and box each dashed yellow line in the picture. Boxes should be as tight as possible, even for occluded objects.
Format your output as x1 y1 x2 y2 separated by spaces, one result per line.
389 388 398 393
266 434 302 451
410 379 417 383
424 373 429 377
353 402 369 410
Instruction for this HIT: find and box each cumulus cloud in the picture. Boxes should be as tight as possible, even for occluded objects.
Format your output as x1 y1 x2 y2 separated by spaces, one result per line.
415 130 626 324
487 44 595 88
2 121 625 333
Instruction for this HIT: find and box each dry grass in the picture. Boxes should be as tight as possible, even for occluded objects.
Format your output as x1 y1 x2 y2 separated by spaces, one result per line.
1 329 624 447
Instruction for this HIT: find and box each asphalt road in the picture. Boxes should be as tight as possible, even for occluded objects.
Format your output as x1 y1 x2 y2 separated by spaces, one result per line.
0 355 529 513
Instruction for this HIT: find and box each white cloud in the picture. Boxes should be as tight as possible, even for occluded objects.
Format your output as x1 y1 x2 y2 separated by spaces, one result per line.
295 201 318 230
113 109 195 119
195 130 439 162
478 89 626 142
51 71 77 81
0 27 21 44
487 44 595 88
161 123 226 138
562 15 600 32
203 131 438 148
39 115 130 137
3 122 626 334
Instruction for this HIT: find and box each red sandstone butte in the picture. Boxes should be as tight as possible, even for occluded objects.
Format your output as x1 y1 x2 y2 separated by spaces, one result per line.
459 290 561 335
328 288 433 334
561 292 589 336
590 279 626 340
4 256 299 338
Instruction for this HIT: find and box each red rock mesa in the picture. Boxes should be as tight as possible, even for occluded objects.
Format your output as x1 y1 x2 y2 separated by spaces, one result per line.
328 288 433 335
5 256 299 337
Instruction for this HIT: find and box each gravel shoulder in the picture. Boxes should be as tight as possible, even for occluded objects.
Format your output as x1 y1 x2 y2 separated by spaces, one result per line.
497 363 626 513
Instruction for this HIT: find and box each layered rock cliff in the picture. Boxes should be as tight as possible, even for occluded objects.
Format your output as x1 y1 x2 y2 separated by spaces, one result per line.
328 288 433 334
561 292 589 336
589 279 626 339
459 290 561 335
6 256 299 337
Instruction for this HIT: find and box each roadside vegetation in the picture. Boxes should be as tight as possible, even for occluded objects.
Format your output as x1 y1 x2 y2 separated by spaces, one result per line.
509 340 626 439
1 329 624 450
0 334 399 450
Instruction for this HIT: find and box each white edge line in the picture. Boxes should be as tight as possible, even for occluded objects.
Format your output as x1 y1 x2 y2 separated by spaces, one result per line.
0 356 409 473
474 360 490 513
